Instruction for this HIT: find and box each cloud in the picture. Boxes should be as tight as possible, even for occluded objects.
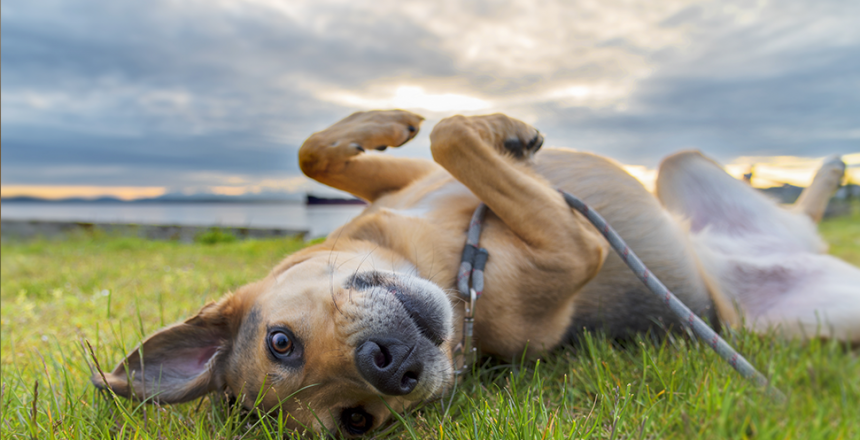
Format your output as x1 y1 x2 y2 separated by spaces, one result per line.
1 0 858 192
320 86 492 113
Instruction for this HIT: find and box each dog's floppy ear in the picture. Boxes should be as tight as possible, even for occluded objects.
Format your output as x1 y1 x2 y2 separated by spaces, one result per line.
92 293 248 403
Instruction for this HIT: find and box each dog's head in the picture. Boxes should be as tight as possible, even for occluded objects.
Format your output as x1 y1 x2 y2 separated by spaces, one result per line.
94 244 456 436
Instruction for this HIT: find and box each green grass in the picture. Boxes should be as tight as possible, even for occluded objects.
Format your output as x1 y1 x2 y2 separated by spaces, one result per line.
2 213 859 439
819 203 860 264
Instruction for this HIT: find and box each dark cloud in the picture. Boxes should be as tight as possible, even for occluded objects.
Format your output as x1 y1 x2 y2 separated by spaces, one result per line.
1 0 452 89
535 5 860 167
1 0 458 187
1 0 858 189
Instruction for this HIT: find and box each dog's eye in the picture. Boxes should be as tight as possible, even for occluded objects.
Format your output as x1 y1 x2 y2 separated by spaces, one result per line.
269 331 293 355
341 407 373 435
264 327 303 367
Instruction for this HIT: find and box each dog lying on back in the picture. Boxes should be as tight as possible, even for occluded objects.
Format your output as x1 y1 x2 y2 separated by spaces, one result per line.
94 110 859 436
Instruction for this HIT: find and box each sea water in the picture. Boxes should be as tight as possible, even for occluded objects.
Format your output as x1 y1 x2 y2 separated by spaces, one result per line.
0 202 366 238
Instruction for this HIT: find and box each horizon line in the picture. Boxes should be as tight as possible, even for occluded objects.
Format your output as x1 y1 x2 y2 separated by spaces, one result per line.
2 154 857 200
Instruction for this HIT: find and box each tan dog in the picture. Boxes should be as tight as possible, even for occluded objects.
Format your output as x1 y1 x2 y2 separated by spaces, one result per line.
94 110 859 436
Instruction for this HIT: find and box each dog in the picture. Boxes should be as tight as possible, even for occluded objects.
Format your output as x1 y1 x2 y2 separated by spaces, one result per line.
94 110 860 436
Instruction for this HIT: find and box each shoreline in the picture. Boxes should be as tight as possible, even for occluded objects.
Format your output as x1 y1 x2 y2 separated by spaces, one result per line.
0 219 308 242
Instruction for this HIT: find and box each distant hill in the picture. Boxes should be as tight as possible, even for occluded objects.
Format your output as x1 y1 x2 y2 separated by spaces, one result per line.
2 193 304 204
2 195 125 203
4 184 855 205
758 183 859 204
759 184 805 204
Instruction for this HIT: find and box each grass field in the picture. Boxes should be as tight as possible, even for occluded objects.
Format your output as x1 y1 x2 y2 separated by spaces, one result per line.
2 209 859 439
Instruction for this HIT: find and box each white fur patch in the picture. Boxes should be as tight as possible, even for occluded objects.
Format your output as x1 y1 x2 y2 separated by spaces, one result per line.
662 152 860 341
385 181 474 220
696 236 860 341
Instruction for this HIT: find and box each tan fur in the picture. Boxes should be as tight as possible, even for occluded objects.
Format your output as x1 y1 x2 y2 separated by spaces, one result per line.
96 110 850 436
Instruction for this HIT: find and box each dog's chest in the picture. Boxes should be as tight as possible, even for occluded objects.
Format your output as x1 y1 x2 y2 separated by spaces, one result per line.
378 178 477 221
348 176 481 288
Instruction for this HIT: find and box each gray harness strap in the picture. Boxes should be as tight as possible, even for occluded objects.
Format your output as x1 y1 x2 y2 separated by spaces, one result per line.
455 190 782 399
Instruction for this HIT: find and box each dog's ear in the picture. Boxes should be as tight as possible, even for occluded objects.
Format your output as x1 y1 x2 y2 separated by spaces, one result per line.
92 293 248 403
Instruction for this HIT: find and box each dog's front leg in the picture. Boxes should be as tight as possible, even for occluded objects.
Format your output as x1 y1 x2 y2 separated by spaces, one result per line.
430 114 606 255
299 110 440 202
430 114 609 355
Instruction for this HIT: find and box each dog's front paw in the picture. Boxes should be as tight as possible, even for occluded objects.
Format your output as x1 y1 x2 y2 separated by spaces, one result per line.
309 110 425 156
502 131 544 159
433 114 543 160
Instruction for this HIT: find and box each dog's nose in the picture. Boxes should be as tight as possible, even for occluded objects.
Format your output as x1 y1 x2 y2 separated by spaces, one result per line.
355 338 423 396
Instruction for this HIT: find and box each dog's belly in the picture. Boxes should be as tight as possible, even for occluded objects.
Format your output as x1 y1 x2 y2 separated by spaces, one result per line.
693 232 860 341
532 150 719 340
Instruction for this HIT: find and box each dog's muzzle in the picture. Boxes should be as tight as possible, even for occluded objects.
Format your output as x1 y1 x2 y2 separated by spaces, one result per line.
345 271 454 398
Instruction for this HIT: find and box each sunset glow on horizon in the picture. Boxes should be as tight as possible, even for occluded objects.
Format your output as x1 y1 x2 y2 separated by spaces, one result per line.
3 154 856 201
0 185 168 201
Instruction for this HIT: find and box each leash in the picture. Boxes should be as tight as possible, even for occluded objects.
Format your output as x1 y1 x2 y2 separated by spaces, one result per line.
454 189 784 399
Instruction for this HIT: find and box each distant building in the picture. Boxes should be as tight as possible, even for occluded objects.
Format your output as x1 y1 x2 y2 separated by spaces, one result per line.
757 183 857 218
759 184 805 204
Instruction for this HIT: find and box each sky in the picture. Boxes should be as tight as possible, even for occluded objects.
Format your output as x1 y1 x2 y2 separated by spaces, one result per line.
2 0 858 199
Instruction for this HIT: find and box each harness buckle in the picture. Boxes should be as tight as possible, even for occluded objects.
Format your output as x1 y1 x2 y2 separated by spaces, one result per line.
455 288 478 375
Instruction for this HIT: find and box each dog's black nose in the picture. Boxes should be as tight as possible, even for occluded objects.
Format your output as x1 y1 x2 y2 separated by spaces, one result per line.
355 338 422 396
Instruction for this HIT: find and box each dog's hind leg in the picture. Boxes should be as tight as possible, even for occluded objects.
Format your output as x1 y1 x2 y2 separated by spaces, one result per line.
656 150 825 251
299 110 440 202
791 156 846 223
656 151 860 342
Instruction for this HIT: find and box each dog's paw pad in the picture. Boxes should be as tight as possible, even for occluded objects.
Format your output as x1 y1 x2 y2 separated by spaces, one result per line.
503 133 543 159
